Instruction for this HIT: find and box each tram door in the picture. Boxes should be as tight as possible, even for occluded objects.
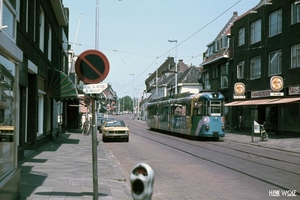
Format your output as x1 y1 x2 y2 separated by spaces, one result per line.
191 101 203 136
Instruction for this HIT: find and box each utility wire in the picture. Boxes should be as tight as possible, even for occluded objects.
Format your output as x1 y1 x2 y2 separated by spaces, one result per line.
117 0 242 94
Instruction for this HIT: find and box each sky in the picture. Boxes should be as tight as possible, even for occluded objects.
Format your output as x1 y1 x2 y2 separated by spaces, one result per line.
63 0 259 98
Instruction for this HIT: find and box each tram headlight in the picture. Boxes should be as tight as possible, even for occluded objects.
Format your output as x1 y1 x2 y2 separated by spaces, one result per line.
205 124 209 131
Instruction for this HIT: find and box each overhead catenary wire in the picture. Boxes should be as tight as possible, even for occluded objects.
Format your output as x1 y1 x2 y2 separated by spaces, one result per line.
117 0 242 94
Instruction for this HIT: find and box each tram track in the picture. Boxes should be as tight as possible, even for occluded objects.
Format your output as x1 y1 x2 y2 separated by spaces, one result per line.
124 118 300 195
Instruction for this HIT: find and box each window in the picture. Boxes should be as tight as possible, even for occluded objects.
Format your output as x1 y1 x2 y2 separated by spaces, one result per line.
0 55 16 177
221 36 229 49
269 49 282 75
269 9 282 37
220 63 228 88
39 6 45 52
237 61 245 79
33 0 37 41
213 68 218 79
291 1 300 25
291 43 300 68
238 27 245 46
25 0 29 32
206 45 214 57
250 19 261 44
2 0 17 39
210 101 222 116
250 56 261 79
203 72 210 90
48 25 52 61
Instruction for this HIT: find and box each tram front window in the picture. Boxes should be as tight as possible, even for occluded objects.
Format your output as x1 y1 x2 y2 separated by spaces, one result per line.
210 101 222 116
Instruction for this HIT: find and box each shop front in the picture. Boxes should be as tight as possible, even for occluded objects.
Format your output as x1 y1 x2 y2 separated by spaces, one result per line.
226 96 300 134
0 48 22 198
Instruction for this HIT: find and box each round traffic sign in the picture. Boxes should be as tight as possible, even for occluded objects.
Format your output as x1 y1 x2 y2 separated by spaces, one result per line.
75 49 110 84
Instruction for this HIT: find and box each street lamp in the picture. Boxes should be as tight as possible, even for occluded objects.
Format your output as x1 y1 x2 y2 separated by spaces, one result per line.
129 73 135 117
168 39 178 95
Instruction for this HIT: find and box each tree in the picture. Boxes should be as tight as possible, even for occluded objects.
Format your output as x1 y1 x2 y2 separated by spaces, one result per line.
120 95 133 112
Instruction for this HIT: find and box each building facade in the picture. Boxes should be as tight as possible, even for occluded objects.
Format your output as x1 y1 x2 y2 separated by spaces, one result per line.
202 0 300 134
0 0 77 198
142 57 202 121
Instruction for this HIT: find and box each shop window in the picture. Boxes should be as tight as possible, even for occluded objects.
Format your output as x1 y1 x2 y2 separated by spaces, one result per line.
269 49 282 75
250 56 261 79
269 9 282 37
0 55 15 177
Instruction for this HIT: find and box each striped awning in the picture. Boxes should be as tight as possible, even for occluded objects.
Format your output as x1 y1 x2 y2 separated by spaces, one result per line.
225 97 300 106
46 68 78 101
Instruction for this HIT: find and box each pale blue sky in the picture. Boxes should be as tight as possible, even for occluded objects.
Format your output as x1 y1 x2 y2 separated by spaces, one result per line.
63 0 259 98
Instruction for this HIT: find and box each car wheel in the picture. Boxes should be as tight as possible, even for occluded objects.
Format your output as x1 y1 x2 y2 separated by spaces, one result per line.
125 137 129 142
102 136 106 142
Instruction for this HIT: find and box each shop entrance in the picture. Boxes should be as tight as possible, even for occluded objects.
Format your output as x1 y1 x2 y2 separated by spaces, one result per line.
265 105 278 133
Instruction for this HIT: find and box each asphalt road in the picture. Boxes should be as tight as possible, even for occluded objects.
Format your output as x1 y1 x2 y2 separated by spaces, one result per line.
102 115 300 200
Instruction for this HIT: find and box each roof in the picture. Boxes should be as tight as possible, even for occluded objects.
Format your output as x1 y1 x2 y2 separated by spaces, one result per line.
167 66 201 86
214 12 239 40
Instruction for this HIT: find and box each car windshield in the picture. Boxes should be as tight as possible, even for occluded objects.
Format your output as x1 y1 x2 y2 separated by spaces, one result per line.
105 120 126 127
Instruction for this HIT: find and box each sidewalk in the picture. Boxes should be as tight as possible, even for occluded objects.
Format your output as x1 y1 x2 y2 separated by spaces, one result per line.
224 131 300 153
19 130 132 200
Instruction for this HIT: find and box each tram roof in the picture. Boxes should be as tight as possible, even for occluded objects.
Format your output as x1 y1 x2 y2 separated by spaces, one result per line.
148 92 224 104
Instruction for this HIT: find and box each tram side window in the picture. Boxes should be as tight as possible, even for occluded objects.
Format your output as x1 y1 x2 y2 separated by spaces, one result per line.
193 101 203 116
148 104 157 116
171 104 186 116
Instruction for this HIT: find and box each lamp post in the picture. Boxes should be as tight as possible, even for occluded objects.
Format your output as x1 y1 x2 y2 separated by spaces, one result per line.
168 39 178 95
129 73 135 118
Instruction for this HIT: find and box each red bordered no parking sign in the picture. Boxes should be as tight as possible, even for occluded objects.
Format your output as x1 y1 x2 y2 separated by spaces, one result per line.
75 49 110 84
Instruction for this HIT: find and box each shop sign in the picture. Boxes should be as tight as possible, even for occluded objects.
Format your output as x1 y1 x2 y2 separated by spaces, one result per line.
233 82 246 99
270 76 284 96
270 76 284 91
251 90 271 98
289 86 300 95
83 83 106 94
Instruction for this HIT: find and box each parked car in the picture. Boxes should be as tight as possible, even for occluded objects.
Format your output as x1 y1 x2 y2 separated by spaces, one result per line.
98 117 114 132
101 119 130 142
97 113 105 130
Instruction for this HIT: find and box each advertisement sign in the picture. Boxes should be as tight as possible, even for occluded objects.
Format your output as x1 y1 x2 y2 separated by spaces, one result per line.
254 121 260 134
233 82 246 99
270 76 284 96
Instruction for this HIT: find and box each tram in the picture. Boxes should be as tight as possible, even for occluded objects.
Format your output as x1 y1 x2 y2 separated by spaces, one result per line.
147 92 225 139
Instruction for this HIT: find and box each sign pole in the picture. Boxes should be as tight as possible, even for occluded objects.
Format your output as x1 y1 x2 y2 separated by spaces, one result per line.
252 121 254 142
91 97 98 199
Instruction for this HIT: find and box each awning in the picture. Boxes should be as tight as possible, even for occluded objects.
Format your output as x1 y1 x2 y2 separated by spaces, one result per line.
268 97 300 104
47 68 78 101
225 97 300 106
